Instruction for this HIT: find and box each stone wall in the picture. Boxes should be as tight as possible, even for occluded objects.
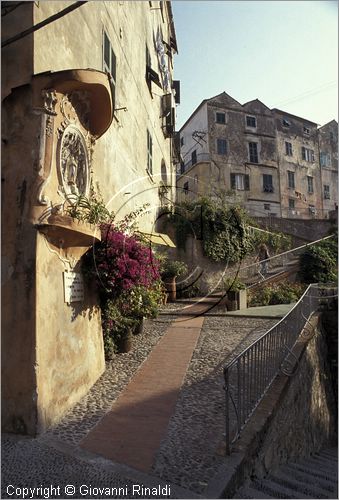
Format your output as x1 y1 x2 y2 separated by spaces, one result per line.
208 313 337 498
253 317 337 478
253 216 334 242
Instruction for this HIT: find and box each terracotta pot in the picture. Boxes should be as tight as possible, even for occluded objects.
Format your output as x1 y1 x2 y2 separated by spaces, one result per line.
133 318 144 335
116 329 133 353
166 276 177 302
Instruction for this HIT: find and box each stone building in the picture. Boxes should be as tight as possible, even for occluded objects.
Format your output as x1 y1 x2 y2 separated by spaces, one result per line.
318 120 338 217
2 1 178 434
177 92 338 220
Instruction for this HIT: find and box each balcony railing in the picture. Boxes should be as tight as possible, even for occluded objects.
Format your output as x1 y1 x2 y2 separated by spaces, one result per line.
180 153 210 174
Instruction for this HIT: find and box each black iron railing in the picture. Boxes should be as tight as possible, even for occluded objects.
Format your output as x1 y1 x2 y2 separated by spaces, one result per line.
223 284 337 455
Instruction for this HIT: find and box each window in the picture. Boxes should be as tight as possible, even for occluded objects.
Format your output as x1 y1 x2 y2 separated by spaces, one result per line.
217 138 227 155
230 173 250 191
180 136 184 147
320 151 331 167
287 170 295 189
248 142 259 163
282 118 291 127
303 126 310 135
302 147 315 162
147 129 153 175
191 150 197 165
289 199 295 209
309 204 316 215
285 141 293 156
263 174 274 193
103 30 116 104
183 181 189 195
324 185 330 199
146 43 161 90
216 112 226 124
264 204 271 211
246 116 256 128
307 176 314 194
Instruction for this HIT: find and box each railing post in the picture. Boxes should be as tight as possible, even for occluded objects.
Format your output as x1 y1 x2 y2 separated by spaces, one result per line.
224 367 231 455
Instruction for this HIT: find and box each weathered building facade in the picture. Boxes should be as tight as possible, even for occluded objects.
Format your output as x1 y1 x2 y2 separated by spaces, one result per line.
177 92 338 220
2 1 178 434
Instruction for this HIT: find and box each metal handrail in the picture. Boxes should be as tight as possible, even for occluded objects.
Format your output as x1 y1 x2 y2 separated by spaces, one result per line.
223 234 335 284
223 283 337 455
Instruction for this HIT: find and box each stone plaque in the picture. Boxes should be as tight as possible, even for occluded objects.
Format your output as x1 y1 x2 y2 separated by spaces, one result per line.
63 271 84 303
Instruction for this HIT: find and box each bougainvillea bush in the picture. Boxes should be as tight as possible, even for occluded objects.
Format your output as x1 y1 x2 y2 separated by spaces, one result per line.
83 224 164 357
93 224 160 297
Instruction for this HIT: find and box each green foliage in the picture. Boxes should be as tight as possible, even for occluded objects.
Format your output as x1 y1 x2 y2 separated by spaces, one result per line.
160 258 188 278
168 197 255 263
250 229 292 254
65 183 114 225
248 282 306 307
299 235 338 284
223 277 246 292
102 299 135 359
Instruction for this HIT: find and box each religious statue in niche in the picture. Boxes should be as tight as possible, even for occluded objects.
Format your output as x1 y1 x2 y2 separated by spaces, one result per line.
59 125 89 196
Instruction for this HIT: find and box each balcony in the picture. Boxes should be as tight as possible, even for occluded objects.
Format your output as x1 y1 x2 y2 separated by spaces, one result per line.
179 153 210 175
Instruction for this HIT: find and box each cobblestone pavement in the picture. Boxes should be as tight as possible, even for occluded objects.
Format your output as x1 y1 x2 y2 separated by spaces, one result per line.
2 304 278 499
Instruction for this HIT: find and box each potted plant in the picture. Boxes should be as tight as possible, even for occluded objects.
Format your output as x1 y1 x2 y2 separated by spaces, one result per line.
160 258 188 302
223 277 247 310
102 300 135 355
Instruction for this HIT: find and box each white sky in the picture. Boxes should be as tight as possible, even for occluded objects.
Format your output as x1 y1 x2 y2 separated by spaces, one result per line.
172 0 338 129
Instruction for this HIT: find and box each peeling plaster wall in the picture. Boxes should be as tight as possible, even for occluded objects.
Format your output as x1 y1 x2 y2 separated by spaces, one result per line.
2 1 178 434
32 1 176 230
1 88 40 435
35 233 104 432
318 120 338 217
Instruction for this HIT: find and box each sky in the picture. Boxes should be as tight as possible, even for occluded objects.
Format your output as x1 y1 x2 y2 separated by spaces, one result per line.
172 1 338 130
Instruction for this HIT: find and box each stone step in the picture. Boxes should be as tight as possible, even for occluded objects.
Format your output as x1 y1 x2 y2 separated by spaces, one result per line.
270 469 334 498
233 485 275 498
251 477 311 498
316 449 338 461
280 463 337 493
290 462 338 483
299 455 338 474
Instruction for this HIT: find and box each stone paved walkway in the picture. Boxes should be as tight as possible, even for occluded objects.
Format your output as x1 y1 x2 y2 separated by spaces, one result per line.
80 314 204 473
2 301 281 499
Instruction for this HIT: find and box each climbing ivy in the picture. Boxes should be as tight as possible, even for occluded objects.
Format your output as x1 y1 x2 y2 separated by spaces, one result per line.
168 197 257 264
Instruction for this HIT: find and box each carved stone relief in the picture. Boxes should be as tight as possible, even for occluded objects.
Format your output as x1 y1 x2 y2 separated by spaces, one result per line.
59 125 89 196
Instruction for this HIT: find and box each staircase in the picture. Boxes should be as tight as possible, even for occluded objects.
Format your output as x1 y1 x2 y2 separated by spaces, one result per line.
233 448 338 499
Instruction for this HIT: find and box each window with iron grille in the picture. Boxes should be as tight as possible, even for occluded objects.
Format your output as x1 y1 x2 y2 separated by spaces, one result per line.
248 142 259 163
230 173 250 191
263 174 274 192
216 112 226 124
147 129 153 175
307 176 314 194
103 30 116 105
289 198 295 209
217 138 227 155
288 170 295 189
324 185 330 199
302 146 315 162
246 116 256 128
285 141 293 156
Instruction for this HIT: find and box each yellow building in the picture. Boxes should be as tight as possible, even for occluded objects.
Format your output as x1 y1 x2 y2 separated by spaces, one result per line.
2 1 178 434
